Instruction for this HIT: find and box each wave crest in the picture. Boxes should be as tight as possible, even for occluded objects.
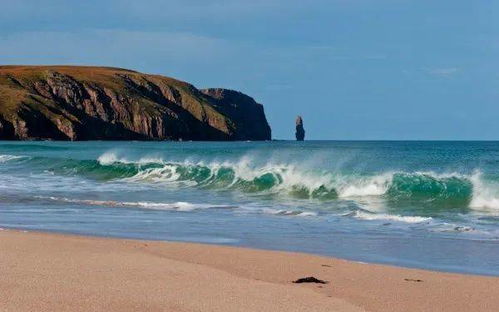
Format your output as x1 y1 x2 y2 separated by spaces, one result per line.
0 154 28 163
100 154 482 204
8 151 499 210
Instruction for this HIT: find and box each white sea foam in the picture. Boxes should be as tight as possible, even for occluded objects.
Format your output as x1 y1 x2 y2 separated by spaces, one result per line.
124 165 183 183
0 154 27 163
38 196 232 211
469 172 499 211
97 151 123 165
354 211 432 223
37 195 318 217
336 173 393 197
97 151 164 165
259 208 318 217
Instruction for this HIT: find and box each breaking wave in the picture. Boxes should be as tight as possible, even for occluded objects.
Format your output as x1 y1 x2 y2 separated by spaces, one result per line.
96 153 499 210
4 151 499 210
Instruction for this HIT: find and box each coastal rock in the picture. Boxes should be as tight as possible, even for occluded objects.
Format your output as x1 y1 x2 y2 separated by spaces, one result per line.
295 115 305 141
0 66 272 141
200 88 271 141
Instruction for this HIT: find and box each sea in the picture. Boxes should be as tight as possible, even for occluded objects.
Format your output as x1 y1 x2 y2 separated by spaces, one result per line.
1 140 499 275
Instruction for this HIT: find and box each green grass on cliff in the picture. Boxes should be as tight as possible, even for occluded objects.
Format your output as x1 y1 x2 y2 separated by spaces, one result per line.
0 65 230 134
0 85 27 117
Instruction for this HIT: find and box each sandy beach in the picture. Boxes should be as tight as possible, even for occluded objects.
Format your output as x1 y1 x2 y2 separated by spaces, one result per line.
0 230 497 312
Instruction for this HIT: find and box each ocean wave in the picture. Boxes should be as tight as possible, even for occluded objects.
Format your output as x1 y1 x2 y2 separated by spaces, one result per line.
37 196 317 217
100 153 480 205
10 151 499 210
0 144 68 151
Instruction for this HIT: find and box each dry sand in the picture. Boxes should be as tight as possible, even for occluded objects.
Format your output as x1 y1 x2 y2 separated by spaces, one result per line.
1 229 498 312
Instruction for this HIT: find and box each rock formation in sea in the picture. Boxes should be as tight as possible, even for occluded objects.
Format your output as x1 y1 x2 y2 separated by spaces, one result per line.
295 115 305 141
0 66 271 141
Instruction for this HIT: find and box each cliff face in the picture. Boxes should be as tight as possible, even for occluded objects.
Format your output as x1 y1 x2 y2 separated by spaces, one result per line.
200 88 271 141
0 66 271 141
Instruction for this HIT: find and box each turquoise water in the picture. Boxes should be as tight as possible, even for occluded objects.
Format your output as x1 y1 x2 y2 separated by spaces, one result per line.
1 141 499 275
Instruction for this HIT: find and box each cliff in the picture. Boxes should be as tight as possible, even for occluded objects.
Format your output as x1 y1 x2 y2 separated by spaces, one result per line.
0 66 271 141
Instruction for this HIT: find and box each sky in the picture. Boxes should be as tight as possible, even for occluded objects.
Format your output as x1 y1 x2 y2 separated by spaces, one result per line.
1 0 498 140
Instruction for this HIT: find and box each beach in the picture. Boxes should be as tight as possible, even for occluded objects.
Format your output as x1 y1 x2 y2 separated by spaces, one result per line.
2 0 499 310
1 229 498 312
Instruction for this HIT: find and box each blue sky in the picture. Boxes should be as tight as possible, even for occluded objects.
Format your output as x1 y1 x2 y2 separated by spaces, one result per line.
1 0 498 139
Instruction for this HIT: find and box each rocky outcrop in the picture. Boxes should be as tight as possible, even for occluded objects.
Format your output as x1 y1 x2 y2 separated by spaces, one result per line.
295 116 305 141
200 88 271 141
0 66 272 141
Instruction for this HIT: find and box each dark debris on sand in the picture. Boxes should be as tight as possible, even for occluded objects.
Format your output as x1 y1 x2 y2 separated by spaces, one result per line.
293 276 328 284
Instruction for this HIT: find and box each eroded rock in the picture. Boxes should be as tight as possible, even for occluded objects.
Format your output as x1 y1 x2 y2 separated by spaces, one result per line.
295 115 305 141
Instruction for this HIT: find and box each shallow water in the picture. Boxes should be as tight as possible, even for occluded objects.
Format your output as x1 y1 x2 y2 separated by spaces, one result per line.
1 141 499 275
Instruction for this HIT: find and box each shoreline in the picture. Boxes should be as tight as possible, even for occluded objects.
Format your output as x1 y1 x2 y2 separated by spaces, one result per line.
3 225 498 277
1 229 498 311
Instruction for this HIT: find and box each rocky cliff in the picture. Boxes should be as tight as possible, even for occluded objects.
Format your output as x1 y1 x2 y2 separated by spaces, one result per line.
0 66 271 141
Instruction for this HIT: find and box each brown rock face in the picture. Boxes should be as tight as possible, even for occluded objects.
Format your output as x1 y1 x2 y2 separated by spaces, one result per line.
200 88 271 141
0 66 272 141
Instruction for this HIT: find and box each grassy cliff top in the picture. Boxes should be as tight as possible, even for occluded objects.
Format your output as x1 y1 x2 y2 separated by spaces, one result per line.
0 65 204 117
0 65 191 89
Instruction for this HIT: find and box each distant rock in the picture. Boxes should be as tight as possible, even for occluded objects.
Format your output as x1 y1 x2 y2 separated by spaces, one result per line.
0 65 272 141
295 116 305 141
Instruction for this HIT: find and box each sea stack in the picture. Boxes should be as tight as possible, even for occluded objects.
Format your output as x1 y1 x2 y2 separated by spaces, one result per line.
295 115 305 141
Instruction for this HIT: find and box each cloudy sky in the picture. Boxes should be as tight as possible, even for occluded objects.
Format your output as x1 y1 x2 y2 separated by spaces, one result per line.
1 0 498 139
